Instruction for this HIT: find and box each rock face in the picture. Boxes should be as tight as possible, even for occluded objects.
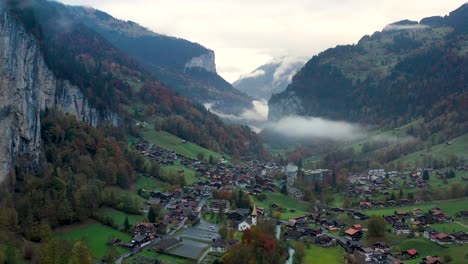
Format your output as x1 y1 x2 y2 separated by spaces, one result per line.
267 91 304 121
0 3 117 180
185 51 217 73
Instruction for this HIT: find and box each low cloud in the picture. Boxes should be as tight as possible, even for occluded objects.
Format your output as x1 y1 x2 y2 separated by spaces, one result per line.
272 56 307 83
237 69 266 80
266 115 367 141
383 24 429 31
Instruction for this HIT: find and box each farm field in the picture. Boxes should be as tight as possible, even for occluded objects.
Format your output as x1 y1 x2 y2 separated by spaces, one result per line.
54 221 130 258
101 208 145 228
365 198 468 217
127 250 195 264
399 238 468 264
254 192 310 220
292 242 346 264
160 162 198 185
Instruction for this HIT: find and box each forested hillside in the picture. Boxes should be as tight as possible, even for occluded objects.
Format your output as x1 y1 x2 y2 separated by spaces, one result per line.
65 3 253 114
269 4 468 141
6 0 264 159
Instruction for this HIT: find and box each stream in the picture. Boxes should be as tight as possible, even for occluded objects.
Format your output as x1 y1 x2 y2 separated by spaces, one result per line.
277 224 295 264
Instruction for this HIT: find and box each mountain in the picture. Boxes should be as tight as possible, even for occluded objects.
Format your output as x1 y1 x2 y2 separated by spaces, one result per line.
0 0 265 179
64 4 253 114
233 57 306 100
268 4 468 138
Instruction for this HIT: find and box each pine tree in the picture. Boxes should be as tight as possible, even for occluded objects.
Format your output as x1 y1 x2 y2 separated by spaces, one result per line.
422 170 430 181
148 206 156 223
123 216 130 232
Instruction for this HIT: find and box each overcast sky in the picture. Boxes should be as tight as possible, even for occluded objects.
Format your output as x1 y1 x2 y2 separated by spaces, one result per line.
58 0 466 83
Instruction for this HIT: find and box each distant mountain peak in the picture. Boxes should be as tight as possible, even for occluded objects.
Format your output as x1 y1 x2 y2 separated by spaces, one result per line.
233 56 307 100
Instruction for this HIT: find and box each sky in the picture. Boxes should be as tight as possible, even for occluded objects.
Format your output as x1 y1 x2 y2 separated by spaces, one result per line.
58 0 466 83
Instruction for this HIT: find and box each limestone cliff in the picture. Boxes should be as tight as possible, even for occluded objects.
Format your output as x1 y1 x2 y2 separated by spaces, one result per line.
184 51 217 73
0 3 117 180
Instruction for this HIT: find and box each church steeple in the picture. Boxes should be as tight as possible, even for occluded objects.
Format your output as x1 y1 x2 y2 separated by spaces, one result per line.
251 203 257 226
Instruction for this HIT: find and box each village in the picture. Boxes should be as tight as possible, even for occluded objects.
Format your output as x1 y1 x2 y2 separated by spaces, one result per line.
113 138 468 264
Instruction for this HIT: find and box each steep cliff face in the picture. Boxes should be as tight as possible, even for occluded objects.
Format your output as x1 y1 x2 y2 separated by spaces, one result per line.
184 52 217 73
0 3 116 180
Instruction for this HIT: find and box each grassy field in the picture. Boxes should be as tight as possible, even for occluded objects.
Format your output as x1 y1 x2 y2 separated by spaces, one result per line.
253 192 310 220
393 133 468 169
127 250 194 264
135 175 168 191
365 199 468 217
54 221 130 258
429 222 468 234
399 238 468 264
299 244 345 264
160 162 198 185
101 208 145 228
142 129 224 160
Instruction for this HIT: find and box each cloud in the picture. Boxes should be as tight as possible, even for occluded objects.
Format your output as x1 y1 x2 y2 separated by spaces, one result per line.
238 69 266 81
272 56 307 83
265 115 367 141
383 24 429 31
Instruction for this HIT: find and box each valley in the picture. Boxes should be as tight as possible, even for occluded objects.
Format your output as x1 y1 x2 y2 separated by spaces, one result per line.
0 1 467 264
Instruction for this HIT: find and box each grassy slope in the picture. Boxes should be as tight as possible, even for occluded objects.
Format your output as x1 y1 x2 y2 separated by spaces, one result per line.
365 198 468 217
141 129 224 160
400 238 468 264
54 221 130 258
253 193 310 220
393 133 468 168
302 245 345 264
101 208 145 227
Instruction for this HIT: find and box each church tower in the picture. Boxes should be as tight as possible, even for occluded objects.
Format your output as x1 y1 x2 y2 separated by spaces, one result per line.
251 203 257 226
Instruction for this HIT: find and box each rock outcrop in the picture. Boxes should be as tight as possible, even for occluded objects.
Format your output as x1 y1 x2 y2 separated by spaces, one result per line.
0 2 117 180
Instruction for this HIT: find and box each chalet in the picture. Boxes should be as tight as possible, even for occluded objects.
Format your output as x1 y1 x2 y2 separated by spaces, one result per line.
424 227 438 239
452 231 468 243
402 248 419 259
345 228 363 241
226 209 250 221
387 200 397 207
421 256 443 264
352 224 363 230
331 207 345 213
433 233 454 244
271 203 280 209
393 222 411 235
384 214 399 224
359 201 372 209
399 199 411 205
352 211 369 220
315 235 335 247
210 199 230 213
395 211 410 217
211 239 228 253
413 208 424 216
304 228 322 237
373 242 390 253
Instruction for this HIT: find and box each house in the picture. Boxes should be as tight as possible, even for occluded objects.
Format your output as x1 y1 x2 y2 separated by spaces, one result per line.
373 242 390 253
393 222 411 235
424 227 438 239
452 231 468 243
402 248 419 259
211 239 228 253
345 228 363 241
413 208 424 216
421 256 443 264
285 228 303 239
352 224 363 230
210 199 230 213
315 235 335 247
359 201 372 209
433 233 454 244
